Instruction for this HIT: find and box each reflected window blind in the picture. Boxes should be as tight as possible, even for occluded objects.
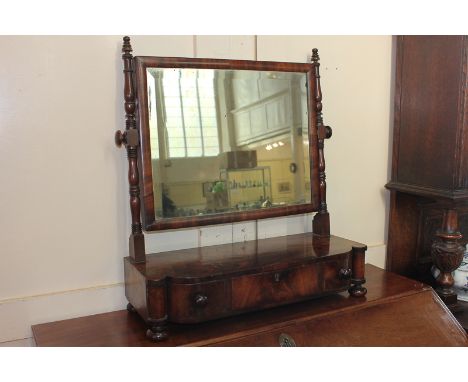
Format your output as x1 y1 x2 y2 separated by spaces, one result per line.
162 69 220 158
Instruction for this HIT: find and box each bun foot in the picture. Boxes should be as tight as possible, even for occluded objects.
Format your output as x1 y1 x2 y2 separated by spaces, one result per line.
349 279 367 297
146 318 168 342
126 303 136 313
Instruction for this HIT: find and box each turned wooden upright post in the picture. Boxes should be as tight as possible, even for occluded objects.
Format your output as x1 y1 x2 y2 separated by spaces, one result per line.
431 208 464 306
115 36 146 264
349 246 367 297
311 48 332 236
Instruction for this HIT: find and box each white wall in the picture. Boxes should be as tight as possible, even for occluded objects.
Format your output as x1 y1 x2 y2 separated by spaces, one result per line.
0 35 393 344
258 36 393 248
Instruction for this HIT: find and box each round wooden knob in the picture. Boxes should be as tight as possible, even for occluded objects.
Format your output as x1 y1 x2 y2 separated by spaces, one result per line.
194 293 208 307
115 130 126 147
339 268 352 280
324 125 333 139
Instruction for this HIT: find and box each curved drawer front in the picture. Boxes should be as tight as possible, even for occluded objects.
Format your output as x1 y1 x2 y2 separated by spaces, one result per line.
231 264 320 311
231 255 351 312
168 280 228 323
166 254 351 323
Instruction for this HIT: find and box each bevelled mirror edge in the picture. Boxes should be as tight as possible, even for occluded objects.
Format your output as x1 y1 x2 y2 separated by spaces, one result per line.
117 41 327 234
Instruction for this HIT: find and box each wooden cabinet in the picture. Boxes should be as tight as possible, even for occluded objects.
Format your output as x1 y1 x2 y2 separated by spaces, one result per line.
216 289 465 346
124 234 364 332
32 265 468 347
386 36 468 316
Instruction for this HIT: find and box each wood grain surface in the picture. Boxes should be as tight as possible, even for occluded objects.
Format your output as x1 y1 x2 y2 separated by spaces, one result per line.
32 265 468 346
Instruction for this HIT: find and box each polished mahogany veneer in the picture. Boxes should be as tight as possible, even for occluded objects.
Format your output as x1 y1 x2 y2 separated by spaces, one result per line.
32 265 468 347
125 233 367 339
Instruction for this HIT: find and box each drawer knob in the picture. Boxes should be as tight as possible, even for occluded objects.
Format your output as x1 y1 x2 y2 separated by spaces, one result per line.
274 272 282 283
194 293 208 307
339 268 352 280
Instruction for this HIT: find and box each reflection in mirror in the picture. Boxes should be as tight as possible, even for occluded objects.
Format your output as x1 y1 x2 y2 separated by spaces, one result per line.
146 68 311 218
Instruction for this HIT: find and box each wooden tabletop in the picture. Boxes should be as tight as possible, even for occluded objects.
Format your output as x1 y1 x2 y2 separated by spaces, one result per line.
32 265 467 346
133 234 366 282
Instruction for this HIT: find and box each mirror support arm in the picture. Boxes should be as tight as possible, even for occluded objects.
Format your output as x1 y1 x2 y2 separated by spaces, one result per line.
116 36 146 264
311 48 331 237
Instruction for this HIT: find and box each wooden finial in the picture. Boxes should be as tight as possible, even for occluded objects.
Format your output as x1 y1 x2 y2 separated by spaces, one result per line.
122 36 133 56
312 48 320 63
311 48 322 112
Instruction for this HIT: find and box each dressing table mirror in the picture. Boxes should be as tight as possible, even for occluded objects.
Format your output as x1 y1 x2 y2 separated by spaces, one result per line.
115 36 367 341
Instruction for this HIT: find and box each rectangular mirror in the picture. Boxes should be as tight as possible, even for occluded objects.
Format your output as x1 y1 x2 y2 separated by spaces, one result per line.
134 58 320 230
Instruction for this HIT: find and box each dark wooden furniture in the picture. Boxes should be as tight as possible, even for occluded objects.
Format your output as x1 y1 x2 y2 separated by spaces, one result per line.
386 36 468 315
125 234 367 340
115 37 367 341
32 265 468 346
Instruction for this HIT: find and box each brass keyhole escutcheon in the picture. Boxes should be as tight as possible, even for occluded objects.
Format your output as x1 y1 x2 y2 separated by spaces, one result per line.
194 293 208 307
279 333 296 347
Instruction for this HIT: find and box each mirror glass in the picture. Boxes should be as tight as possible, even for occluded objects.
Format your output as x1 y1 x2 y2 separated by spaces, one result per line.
146 68 311 218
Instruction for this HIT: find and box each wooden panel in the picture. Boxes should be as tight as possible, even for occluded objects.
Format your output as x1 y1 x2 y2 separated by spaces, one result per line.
386 192 422 276
168 280 229 323
231 264 320 311
216 290 467 346
395 36 464 190
124 258 149 321
387 192 468 279
456 37 468 189
147 283 167 320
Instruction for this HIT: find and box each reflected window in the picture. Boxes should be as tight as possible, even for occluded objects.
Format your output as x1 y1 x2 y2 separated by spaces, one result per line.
162 69 220 158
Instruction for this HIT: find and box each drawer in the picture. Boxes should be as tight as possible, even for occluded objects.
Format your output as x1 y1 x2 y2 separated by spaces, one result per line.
168 280 228 323
231 264 320 311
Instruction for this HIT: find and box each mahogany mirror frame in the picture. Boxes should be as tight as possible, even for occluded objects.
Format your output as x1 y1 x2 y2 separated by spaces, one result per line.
116 37 331 242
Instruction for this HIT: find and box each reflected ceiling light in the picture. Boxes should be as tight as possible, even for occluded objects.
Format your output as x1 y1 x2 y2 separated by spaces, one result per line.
265 140 286 151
